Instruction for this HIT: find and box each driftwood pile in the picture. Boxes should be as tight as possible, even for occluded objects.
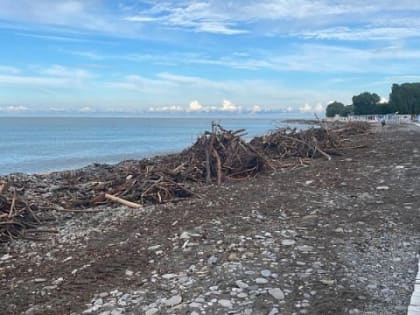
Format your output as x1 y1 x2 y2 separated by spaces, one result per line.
0 121 370 243
181 123 268 185
53 123 267 208
251 127 337 160
251 121 370 161
0 181 41 242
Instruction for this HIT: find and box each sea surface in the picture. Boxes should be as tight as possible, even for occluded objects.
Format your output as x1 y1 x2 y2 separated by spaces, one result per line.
0 114 313 175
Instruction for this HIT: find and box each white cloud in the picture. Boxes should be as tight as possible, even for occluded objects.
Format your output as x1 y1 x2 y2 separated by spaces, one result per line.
79 106 94 113
252 105 262 112
0 105 29 112
299 103 324 113
42 65 91 79
0 65 92 90
189 100 203 111
221 99 240 112
0 65 20 74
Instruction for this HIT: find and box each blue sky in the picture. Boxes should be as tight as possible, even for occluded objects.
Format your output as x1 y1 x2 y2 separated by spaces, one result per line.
0 0 420 114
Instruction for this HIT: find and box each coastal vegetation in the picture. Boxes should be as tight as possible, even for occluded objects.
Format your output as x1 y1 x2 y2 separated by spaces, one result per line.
326 82 420 117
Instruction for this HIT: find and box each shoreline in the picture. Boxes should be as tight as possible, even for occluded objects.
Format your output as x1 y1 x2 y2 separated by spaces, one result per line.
1 122 419 314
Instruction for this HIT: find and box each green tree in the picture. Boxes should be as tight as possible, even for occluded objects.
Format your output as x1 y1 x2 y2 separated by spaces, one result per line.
340 105 354 117
389 83 420 115
376 102 396 115
326 101 345 117
352 92 380 115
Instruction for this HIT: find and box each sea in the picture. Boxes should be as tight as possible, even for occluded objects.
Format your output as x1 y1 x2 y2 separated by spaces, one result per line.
0 113 315 175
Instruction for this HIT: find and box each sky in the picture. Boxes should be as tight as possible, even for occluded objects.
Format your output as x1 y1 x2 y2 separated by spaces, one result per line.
0 0 420 114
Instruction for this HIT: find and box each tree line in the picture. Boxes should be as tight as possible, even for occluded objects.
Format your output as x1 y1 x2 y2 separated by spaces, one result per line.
326 82 420 117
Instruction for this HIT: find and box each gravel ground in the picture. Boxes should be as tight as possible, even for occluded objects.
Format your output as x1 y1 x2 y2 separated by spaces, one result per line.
1 123 419 315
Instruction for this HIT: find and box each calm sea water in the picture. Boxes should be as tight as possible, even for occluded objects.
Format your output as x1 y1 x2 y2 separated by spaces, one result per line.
0 114 312 175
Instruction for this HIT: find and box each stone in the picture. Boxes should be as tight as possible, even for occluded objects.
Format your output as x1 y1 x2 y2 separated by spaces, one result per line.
255 278 269 284
148 245 161 251
24 305 43 315
164 295 182 307
296 245 314 253
261 270 272 277
125 270 134 277
162 273 177 280
180 231 190 239
145 308 159 315
281 239 296 246
207 255 218 265
376 186 389 190
1 253 12 261
268 288 285 300
269 307 279 315
189 302 202 308
235 280 249 289
218 299 233 308
34 278 47 283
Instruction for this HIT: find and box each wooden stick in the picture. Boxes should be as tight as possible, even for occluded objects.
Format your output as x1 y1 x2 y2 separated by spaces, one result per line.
104 193 143 209
0 181 7 194
8 189 16 218
212 148 222 186
205 147 211 184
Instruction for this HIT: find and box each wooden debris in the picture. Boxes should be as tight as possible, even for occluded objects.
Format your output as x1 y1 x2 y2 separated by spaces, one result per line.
104 193 143 209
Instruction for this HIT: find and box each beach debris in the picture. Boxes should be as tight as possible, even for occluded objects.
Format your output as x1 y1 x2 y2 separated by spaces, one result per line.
104 193 143 208
250 121 370 162
180 122 268 185
0 121 371 243
0 186 42 242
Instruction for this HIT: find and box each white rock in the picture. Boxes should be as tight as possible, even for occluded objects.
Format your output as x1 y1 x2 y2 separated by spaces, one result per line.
145 308 159 315
125 270 134 277
162 273 177 280
296 245 314 253
189 302 202 308
268 288 285 300
94 298 104 306
34 278 47 283
1 253 12 261
235 280 249 289
218 299 233 308
281 239 296 246
261 270 272 277
180 231 190 239
207 256 218 265
269 307 279 315
255 278 269 284
53 277 64 285
164 295 182 307
148 245 161 251
376 186 389 190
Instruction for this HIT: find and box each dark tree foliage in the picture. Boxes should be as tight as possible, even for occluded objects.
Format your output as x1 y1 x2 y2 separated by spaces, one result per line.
389 83 420 115
326 101 345 117
376 102 396 115
352 92 380 115
340 105 354 117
